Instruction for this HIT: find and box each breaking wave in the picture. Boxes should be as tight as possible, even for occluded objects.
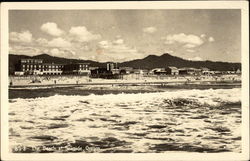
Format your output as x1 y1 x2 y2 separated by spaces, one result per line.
9 88 241 153
10 88 241 108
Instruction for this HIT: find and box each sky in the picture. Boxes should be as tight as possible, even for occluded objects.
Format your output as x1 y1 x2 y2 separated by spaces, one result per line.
9 9 241 63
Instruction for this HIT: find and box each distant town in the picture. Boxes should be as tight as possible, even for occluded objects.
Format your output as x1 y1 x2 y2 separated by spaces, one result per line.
12 58 241 78
8 53 242 87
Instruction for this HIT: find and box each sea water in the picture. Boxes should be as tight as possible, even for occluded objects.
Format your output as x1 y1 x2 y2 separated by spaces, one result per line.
9 88 241 153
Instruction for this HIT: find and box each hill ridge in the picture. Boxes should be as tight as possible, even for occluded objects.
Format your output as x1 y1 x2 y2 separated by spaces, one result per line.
8 53 241 75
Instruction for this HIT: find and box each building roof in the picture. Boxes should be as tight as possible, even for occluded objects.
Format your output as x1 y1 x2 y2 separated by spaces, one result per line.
75 62 90 65
43 63 64 66
119 67 133 70
201 67 210 70
178 67 200 71
168 66 178 70
152 68 165 70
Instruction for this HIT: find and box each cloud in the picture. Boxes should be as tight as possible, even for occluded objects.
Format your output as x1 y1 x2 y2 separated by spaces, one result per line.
183 44 197 48
40 22 64 37
113 39 124 45
69 26 101 42
163 49 174 54
98 39 135 54
42 49 49 53
143 27 157 34
200 34 206 38
48 38 72 48
97 38 143 62
48 48 76 58
188 56 203 61
9 45 41 55
164 33 204 48
109 44 137 54
49 48 60 55
208 36 215 42
36 38 49 46
99 39 126 50
9 31 33 43
98 40 110 49
186 49 196 53
79 45 91 51
115 35 122 39
99 39 135 53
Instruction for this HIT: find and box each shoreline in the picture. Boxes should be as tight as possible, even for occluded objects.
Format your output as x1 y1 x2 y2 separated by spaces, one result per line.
9 74 241 88
9 79 241 88
9 81 241 99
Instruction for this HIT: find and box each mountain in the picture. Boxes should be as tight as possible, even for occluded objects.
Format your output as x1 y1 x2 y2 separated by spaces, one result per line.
120 53 241 71
8 53 241 75
33 54 105 67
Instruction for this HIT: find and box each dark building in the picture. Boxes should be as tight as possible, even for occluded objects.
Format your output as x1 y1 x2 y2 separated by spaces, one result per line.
17 59 43 75
16 59 64 75
63 63 90 75
178 67 201 75
90 68 120 79
166 66 179 75
14 59 89 76
119 67 133 74
107 62 118 71
150 68 167 75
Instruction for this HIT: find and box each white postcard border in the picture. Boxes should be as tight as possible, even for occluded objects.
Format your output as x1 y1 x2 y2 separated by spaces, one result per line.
1 1 249 161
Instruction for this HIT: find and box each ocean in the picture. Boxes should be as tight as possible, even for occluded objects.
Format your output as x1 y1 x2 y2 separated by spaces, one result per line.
9 86 241 153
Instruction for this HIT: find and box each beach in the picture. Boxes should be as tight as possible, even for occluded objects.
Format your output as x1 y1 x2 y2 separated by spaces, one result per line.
9 74 241 87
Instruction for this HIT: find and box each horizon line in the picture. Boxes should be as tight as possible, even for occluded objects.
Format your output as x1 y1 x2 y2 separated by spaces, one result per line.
8 53 242 64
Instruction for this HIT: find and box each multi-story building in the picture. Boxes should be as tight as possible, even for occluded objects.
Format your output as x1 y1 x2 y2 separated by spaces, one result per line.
106 62 120 74
119 67 133 74
16 59 64 75
63 63 90 75
107 63 118 71
166 66 179 75
19 59 43 75
89 66 99 71
42 63 64 75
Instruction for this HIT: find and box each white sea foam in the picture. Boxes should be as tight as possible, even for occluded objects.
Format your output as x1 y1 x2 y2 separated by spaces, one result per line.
9 88 241 153
11 88 241 107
